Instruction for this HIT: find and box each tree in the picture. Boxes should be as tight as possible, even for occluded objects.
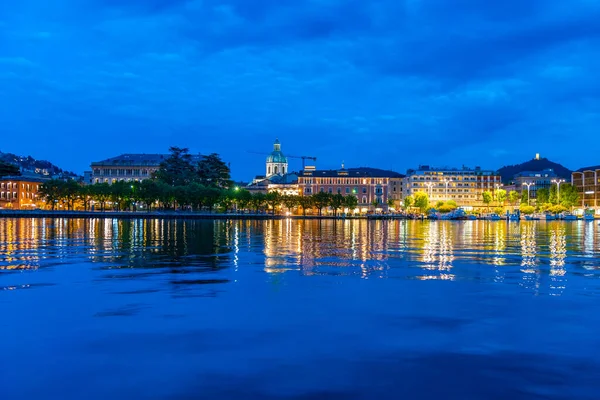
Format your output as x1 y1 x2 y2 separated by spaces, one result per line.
62 180 81 210
403 195 414 212
79 185 92 211
250 192 266 213
482 191 493 211
520 205 535 215
137 180 161 211
508 190 520 207
344 195 358 213
496 189 507 206
201 187 222 212
39 180 63 210
559 183 579 209
297 195 313 216
0 161 20 178
154 147 196 186
90 183 111 211
330 194 345 216
282 195 299 214
413 192 429 213
521 189 529 206
387 198 395 209
312 192 331 216
197 153 233 189
235 189 253 212
265 191 281 215
536 188 550 205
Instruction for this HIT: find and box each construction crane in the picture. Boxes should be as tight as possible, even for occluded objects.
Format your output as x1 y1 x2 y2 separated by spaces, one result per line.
248 151 317 170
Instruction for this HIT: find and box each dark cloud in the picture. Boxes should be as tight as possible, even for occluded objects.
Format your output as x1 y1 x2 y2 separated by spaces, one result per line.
0 0 599 175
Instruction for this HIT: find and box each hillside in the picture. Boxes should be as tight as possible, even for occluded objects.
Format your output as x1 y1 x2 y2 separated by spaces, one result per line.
0 151 78 179
498 157 572 183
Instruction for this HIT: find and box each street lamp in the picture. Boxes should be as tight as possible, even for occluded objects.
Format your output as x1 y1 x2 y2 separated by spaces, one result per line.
551 179 565 203
443 178 453 199
425 182 434 199
522 182 533 206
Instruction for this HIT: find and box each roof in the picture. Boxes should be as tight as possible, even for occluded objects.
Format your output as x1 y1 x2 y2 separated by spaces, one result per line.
0 175 47 183
269 172 298 184
514 169 557 178
301 167 404 178
91 153 201 167
575 165 600 173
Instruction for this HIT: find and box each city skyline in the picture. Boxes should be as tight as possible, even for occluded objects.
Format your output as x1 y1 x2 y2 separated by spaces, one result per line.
1 1 600 178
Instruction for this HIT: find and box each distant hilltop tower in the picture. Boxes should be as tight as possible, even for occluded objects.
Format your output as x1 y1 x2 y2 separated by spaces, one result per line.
266 138 288 178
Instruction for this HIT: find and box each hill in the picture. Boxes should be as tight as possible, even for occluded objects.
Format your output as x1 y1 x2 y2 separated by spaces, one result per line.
0 151 78 179
498 157 572 183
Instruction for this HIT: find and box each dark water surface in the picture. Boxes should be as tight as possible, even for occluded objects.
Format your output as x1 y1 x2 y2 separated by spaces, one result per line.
1 218 600 399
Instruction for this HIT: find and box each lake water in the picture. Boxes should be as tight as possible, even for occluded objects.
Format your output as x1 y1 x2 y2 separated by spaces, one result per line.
1 218 600 399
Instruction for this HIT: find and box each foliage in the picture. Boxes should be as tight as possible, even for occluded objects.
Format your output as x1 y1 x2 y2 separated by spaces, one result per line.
508 190 520 206
482 191 493 209
413 192 429 213
559 183 579 209
520 205 535 215
197 153 233 189
330 194 345 216
403 195 414 211
312 192 331 216
153 147 196 186
436 200 458 214
548 204 567 215
536 188 550 205
344 195 358 211
265 191 281 215
297 195 313 216
495 189 507 205
387 198 395 208
521 189 529 205
494 207 505 215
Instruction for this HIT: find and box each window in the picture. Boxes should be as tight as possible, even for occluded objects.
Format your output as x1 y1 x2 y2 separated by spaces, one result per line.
320 188 325 193
305 188 312 194
362 196 367 203
345 188 350 194
337 188 342 194
328 188 332 194
362 188 367 193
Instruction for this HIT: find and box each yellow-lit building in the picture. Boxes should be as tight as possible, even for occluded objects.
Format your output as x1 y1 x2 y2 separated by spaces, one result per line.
0 176 45 209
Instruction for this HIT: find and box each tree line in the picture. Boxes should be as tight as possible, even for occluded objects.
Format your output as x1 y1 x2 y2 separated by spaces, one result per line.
37 147 365 215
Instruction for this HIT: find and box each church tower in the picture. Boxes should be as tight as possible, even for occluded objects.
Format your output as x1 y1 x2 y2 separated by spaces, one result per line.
266 138 288 178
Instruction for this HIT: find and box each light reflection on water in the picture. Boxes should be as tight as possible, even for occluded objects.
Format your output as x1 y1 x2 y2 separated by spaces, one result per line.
1 218 600 399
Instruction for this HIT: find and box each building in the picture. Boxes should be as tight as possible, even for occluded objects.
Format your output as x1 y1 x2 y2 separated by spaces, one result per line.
89 154 168 184
266 139 288 178
246 173 300 195
512 169 558 199
572 166 600 209
298 166 404 210
403 165 501 209
0 176 45 209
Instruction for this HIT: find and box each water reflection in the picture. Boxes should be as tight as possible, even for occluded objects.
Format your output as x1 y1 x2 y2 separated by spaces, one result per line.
1 218 600 296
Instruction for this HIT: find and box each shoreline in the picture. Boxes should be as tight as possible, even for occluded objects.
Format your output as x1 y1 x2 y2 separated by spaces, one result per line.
0 210 381 220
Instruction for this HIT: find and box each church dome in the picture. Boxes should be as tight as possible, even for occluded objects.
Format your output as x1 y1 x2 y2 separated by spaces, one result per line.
266 139 287 164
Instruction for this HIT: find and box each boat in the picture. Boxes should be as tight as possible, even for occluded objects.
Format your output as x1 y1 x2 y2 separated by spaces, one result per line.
485 213 502 221
509 213 520 222
562 213 579 221
467 214 477 220
584 209 596 221
524 215 540 221
545 214 557 221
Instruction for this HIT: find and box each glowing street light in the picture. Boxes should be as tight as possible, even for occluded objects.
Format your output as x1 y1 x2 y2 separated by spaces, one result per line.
443 178 453 199
425 182 434 199
522 182 534 206
551 179 565 202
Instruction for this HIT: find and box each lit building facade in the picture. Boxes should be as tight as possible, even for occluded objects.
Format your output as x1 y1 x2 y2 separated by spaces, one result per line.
572 166 600 209
89 154 167 184
403 165 501 209
298 167 404 209
512 169 558 199
0 176 45 209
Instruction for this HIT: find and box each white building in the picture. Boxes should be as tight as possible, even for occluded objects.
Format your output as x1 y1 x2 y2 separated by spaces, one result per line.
266 139 288 178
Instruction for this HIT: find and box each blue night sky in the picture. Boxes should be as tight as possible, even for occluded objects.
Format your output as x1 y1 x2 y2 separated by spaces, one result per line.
1 0 599 179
